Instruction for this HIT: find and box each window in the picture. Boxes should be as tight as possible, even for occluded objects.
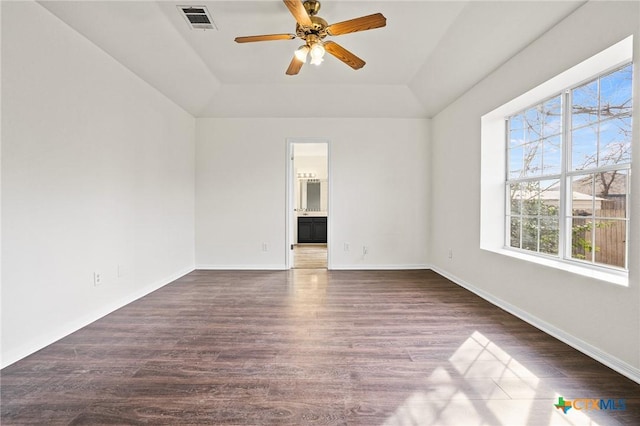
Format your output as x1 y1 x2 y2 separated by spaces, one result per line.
481 36 633 285
506 64 633 270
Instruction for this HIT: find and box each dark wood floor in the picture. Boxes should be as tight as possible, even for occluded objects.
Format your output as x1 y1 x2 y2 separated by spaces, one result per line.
2 269 639 425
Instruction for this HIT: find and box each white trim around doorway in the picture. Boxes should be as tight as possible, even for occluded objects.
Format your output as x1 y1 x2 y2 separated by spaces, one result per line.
286 138 332 270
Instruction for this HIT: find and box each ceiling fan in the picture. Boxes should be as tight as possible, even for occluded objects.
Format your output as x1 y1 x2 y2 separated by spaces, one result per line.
234 0 387 75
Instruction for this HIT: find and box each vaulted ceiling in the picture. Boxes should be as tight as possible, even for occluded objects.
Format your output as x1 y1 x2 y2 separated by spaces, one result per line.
39 0 584 118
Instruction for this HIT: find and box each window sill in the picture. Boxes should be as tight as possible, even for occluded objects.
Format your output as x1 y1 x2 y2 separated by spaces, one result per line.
482 247 629 287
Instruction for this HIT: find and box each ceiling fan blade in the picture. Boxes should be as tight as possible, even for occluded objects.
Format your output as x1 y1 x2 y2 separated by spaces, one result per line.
283 0 312 27
235 34 296 43
326 13 387 36
324 41 365 70
286 55 304 75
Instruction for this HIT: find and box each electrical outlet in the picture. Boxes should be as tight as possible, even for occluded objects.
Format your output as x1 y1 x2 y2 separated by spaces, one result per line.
448 249 453 260
344 243 349 251
262 243 268 252
363 246 368 255
93 272 103 286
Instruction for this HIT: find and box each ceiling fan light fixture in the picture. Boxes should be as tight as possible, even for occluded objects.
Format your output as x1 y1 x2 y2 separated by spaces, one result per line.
294 45 310 62
309 42 325 65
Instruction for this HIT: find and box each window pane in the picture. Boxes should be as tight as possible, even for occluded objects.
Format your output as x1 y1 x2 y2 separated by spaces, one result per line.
542 135 561 175
599 116 632 166
599 64 633 120
595 170 628 217
510 217 521 248
525 107 543 142
594 219 626 268
522 218 538 251
540 218 559 255
571 124 598 170
521 182 540 215
542 96 562 137
571 218 593 262
522 142 542 177
509 183 522 215
508 145 524 178
509 115 525 148
539 179 560 216
571 174 595 216
572 80 598 129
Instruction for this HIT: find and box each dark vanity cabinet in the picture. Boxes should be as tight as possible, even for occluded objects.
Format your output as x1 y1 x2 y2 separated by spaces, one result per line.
297 216 327 243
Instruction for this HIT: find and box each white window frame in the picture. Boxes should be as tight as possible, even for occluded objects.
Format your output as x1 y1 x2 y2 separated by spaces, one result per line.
480 36 633 286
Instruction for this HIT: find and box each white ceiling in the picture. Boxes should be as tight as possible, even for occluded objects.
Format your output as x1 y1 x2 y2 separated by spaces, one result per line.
39 0 585 118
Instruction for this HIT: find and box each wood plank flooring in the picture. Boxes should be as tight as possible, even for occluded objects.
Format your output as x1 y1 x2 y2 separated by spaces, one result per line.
293 244 327 269
2 269 639 425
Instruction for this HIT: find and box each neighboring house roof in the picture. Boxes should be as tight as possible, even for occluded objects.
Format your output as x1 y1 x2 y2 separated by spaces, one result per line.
514 190 604 201
571 172 628 196
542 171 627 198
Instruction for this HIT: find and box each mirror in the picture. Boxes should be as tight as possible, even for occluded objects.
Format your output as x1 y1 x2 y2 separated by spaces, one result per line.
306 181 321 211
297 179 327 212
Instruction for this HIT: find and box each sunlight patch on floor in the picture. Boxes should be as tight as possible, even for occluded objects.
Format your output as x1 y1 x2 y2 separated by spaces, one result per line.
384 331 603 426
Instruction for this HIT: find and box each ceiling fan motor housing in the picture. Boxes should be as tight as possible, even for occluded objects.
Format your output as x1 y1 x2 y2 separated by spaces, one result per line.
296 15 328 40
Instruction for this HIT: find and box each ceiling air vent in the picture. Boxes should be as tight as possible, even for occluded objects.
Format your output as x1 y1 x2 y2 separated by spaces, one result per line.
178 5 216 30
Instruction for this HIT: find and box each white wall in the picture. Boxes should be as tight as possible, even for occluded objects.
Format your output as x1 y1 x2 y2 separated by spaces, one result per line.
430 1 640 379
196 118 430 269
1 1 196 367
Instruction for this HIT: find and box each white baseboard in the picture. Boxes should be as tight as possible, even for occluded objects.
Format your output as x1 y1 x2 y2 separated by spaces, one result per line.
1 266 195 369
430 265 640 385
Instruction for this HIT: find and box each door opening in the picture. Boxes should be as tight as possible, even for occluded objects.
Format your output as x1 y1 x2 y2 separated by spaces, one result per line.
286 139 330 269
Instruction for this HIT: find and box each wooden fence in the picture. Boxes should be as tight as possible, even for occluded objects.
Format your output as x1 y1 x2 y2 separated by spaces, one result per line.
572 209 626 268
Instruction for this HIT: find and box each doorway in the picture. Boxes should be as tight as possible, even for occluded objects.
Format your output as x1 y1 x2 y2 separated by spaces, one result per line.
286 139 330 269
